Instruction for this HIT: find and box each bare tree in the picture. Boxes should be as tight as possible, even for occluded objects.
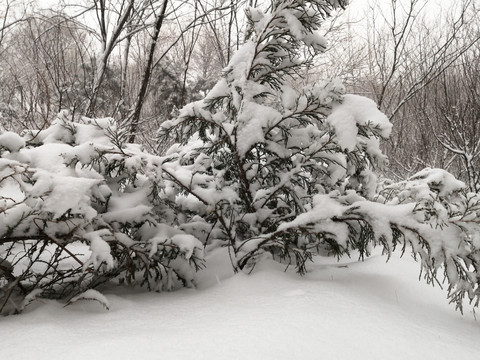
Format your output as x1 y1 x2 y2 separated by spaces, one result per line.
0 0 30 51
422 45 480 192
126 0 243 144
127 0 168 143
363 0 479 118
85 0 135 116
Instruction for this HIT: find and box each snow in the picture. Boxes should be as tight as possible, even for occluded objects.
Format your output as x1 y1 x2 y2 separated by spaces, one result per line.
304 31 328 51
0 131 25 152
68 289 110 310
83 230 116 271
170 234 203 260
278 194 345 231
30 170 100 220
237 102 282 157
408 167 465 197
327 94 392 151
1 248 479 360
281 9 306 40
103 204 153 224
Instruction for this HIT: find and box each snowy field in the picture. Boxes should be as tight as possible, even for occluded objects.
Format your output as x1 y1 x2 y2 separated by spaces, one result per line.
2 248 479 360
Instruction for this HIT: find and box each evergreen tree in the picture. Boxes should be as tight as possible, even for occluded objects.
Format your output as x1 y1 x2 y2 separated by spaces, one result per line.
159 0 480 312
0 111 203 315
159 0 382 271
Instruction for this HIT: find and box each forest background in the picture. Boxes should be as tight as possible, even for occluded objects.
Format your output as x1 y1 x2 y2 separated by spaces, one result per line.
1 0 479 189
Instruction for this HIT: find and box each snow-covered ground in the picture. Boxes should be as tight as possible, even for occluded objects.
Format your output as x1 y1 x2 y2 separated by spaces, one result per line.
2 248 479 360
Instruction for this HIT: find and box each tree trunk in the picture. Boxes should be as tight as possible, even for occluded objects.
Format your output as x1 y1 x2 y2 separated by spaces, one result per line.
128 0 168 143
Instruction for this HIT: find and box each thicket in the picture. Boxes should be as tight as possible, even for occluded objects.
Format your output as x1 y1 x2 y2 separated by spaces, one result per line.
1 0 480 315
0 113 204 314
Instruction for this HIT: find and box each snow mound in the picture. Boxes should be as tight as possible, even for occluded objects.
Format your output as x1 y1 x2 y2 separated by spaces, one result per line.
0 131 25 152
